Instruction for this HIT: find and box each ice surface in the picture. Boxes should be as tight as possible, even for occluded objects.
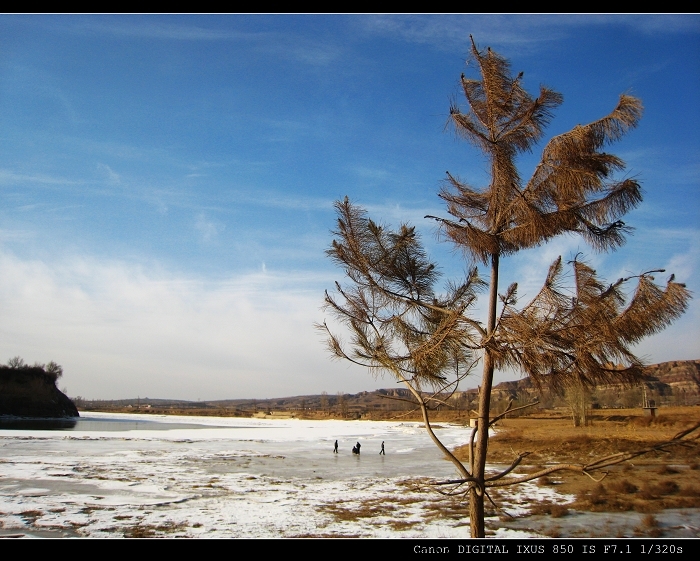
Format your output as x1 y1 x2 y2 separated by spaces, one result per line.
0 413 549 538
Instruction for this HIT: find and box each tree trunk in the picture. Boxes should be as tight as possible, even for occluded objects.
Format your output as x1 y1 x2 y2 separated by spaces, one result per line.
566 380 588 427
469 253 499 538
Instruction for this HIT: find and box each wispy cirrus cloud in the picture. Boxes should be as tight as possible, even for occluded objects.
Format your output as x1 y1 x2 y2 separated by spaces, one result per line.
350 165 391 181
226 190 334 212
360 14 700 54
360 14 569 53
97 163 121 184
0 169 81 186
194 212 225 243
22 16 343 67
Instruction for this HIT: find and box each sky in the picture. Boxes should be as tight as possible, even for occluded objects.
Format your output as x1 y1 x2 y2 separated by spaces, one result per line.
0 15 698 400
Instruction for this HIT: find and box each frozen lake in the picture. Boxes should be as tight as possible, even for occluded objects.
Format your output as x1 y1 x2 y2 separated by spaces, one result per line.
0 413 559 538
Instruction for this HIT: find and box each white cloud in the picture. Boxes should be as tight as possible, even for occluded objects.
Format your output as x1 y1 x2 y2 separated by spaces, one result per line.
0 248 375 400
37 17 342 66
97 163 121 184
351 166 391 181
194 212 224 242
1 234 696 402
0 169 79 186
57 18 267 42
361 15 700 54
230 190 334 212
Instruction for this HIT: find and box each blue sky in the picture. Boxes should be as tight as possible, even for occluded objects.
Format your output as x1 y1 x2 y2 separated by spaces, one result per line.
1 15 698 400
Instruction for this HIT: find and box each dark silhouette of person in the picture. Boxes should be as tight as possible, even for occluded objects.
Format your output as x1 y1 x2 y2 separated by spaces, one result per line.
380 441 385 455
333 440 338 453
352 441 361 455
356 442 361 454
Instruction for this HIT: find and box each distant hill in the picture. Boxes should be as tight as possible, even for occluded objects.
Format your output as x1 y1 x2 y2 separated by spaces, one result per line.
643 360 700 396
77 359 700 417
486 360 700 405
0 366 79 418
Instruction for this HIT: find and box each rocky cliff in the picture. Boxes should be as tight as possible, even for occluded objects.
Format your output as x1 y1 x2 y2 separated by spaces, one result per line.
486 359 700 405
642 360 700 395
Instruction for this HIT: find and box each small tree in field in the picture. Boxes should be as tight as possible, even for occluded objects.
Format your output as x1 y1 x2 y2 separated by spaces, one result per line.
320 37 692 538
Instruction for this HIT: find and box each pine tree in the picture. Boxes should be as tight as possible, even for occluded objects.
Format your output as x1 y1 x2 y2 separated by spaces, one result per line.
320 36 691 538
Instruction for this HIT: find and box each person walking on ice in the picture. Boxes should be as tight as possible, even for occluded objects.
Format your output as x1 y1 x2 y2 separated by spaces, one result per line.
379 441 385 455
333 440 338 453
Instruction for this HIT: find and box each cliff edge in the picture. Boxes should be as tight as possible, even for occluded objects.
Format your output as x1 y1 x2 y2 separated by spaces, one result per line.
0 365 79 418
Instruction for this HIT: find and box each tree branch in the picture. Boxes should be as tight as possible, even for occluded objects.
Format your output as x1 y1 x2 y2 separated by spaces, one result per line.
489 400 539 427
485 421 700 488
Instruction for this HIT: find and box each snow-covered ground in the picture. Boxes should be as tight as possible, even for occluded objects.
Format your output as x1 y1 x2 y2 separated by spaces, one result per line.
0 413 564 538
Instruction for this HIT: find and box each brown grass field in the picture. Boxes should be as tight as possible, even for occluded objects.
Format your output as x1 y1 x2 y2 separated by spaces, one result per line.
448 406 700 536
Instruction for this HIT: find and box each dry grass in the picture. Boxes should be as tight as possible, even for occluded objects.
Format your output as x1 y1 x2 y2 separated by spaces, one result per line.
319 477 469 531
422 496 469 522
122 521 188 538
291 532 363 538
387 519 421 530
19 510 43 522
529 503 569 518
458 407 699 466
636 514 663 537
608 480 638 494
681 484 700 497
563 465 695 513
452 406 700 516
320 498 398 522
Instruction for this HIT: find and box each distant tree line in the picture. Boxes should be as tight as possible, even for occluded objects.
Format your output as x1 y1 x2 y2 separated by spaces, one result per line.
2 356 64 383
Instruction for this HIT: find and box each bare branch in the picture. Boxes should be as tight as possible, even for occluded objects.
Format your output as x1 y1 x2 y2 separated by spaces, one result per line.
489 400 539 427
485 452 531 482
